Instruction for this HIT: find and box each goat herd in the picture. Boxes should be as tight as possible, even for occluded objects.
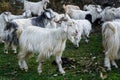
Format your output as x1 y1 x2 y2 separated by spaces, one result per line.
0 0 120 75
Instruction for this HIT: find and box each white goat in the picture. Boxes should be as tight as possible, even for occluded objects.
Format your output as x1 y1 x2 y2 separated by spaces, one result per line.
0 12 10 43
102 19 120 70
4 10 32 22
65 9 92 23
63 4 80 13
18 19 79 75
100 7 120 22
74 20 92 47
83 4 102 23
24 0 49 16
61 14 92 48
100 7 117 22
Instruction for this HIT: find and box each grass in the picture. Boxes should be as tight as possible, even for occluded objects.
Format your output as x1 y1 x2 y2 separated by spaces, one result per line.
0 28 120 80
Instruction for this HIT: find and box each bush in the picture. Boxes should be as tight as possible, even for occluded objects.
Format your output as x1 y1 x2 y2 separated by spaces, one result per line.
0 1 12 13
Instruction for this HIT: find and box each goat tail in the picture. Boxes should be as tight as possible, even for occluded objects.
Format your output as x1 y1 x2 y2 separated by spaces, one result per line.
103 23 116 34
102 22 119 60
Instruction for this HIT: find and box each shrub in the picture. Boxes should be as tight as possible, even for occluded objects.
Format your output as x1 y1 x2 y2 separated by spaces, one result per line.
0 1 12 13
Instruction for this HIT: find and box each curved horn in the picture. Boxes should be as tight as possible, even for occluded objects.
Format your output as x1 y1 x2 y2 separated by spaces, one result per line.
54 16 65 24
43 5 46 11
43 1 48 11
63 4 66 9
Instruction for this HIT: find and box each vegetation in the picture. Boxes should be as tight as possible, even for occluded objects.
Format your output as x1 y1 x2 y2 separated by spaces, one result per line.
0 0 119 14
0 27 119 80
0 0 120 80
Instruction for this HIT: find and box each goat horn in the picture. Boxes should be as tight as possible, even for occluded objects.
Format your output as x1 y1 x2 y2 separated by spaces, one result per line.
43 4 46 11
63 4 66 9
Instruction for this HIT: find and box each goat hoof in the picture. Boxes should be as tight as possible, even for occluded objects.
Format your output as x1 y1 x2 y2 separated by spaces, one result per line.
61 73 65 76
115 66 118 68
4 52 8 54
112 65 118 69
25 69 28 72
106 67 111 71
14 52 17 54
13 50 17 54
38 71 42 75
4 50 8 54
60 70 65 75
1 41 5 43
85 41 89 44
20 68 24 71
74 45 79 49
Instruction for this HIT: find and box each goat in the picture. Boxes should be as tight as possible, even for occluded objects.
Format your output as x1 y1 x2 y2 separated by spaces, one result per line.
100 7 117 22
83 4 102 23
102 19 120 70
4 10 32 22
24 0 49 16
100 7 120 22
65 9 92 23
60 14 92 48
0 11 24 43
63 4 80 13
18 19 79 75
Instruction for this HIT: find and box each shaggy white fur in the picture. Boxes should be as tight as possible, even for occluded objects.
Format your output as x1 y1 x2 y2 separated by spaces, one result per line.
102 19 120 70
18 20 79 74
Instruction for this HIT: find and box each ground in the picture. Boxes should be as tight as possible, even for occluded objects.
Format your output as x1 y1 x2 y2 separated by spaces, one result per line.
0 27 120 80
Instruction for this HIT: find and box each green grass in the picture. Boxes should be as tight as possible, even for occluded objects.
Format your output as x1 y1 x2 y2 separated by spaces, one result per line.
0 30 120 80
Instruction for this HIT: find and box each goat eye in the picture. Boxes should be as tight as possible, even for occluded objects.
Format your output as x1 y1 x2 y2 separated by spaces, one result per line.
69 24 72 26
76 30 78 34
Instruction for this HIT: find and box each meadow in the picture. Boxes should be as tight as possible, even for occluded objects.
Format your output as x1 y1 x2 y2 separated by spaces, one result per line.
0 27 120 80
0 0 120 79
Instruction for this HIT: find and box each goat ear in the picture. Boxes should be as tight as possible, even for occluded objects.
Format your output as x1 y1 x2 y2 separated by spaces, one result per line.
64 14 70 20
47 0 50 3
45 12 51 19
110 12 116 17
3 14 9 22
83 5 87 10
96 8 102 13
4 12 12 22
61 22 68 32
63 26 68 32
63 4 66 9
